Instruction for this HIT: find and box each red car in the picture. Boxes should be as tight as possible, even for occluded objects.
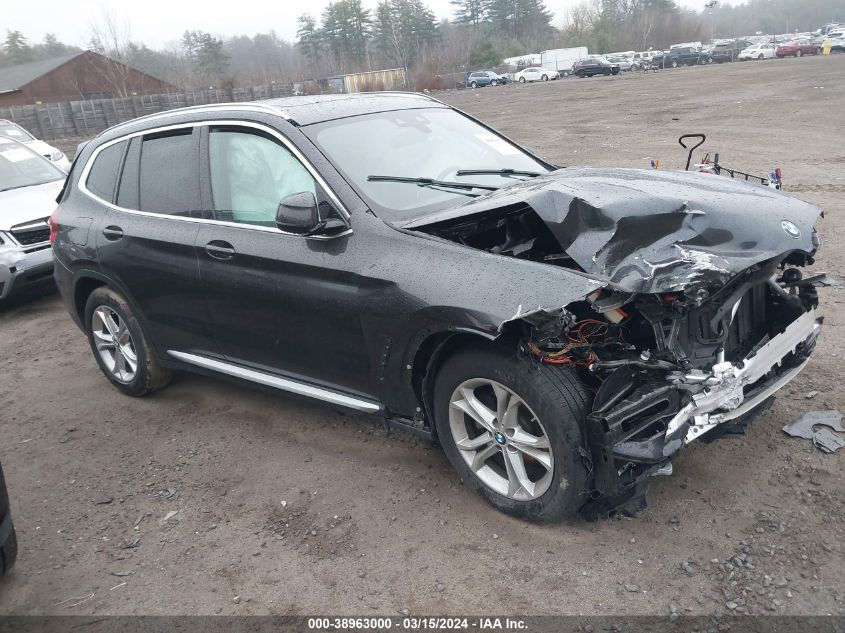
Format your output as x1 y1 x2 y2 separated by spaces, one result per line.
775 39 820 57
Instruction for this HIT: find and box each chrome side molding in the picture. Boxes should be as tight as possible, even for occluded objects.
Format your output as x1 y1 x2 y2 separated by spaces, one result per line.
167 350 381 413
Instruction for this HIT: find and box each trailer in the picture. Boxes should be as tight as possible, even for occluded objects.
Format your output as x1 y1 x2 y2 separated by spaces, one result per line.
540 47 589 77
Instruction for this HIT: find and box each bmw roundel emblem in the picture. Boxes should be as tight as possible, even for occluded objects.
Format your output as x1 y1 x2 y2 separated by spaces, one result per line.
781 220 801 239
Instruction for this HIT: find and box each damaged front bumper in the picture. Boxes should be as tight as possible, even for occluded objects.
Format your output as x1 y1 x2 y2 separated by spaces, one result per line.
581 308 822 519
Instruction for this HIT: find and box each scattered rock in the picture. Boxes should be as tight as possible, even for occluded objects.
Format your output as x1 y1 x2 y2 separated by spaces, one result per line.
233 595 241 604
624 584 639 592
94 496 114 505
399 608 410 616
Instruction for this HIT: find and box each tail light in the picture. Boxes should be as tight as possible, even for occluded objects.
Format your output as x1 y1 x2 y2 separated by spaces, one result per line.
49 207 59 245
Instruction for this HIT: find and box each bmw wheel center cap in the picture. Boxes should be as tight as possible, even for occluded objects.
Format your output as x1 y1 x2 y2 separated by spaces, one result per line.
494 432 507 445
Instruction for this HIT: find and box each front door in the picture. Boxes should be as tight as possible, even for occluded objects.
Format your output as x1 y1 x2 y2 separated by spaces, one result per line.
194 124 374 397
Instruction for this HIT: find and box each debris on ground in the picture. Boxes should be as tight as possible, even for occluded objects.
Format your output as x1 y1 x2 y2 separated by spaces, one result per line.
94 495 114 505
782 410 845 453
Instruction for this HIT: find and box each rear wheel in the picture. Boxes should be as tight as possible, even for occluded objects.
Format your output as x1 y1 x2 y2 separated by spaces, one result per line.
671 60 679 68
470 81 478 88
602 68 611 76
577 70 586 78
541 74 548 81
491 79 498 86
519 76 526 83
796 50 803 57
433 345 590 522
84 287 171 397
758 54 764 60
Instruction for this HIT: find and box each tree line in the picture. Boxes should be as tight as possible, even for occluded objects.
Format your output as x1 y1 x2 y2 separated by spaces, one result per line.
1 0 841 93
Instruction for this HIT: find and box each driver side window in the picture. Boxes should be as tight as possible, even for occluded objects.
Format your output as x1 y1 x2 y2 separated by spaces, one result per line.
208 126 316 227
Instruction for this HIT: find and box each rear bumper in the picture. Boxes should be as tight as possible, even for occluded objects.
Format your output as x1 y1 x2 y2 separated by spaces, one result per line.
0 244 54 300
582 308 822 519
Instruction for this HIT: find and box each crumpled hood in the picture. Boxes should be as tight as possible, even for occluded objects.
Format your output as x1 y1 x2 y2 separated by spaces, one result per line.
0 180 63 231
405 167 823 293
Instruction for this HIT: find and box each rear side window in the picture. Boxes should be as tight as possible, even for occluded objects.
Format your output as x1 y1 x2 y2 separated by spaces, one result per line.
138 129 199 215
86 141 127 202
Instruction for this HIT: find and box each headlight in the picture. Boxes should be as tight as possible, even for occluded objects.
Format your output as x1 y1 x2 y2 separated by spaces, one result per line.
51 150 65 161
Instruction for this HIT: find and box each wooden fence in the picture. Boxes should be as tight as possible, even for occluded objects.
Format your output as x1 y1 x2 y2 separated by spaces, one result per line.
0 83 301 141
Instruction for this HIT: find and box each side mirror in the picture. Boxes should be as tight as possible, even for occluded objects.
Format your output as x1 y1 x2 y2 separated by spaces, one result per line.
276 191 320 234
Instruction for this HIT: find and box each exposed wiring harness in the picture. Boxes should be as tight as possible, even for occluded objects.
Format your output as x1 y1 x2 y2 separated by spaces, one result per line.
527 319 613 367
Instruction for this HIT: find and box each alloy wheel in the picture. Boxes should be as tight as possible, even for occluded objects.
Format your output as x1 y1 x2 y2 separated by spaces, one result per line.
448 378 554 501
91 306 138 383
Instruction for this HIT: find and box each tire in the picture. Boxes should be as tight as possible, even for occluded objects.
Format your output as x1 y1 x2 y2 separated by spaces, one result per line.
758 54 764 60
433 345 590 522
519 76 526 83
491 79 498 86
602 68 611 76
577 70 586 78
0 463 17 576
796 50 802 57
84 287 171 397
541 74 548 81
470 81 477 88
671 60 679 68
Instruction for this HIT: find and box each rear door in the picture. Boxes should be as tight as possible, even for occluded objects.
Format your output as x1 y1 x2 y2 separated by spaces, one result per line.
94 126 216 355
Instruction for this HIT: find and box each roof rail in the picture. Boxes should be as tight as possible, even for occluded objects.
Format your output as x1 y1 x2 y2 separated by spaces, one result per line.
95 101 287 138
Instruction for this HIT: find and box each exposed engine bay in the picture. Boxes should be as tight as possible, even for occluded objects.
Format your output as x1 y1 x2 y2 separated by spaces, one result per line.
407 170 825 518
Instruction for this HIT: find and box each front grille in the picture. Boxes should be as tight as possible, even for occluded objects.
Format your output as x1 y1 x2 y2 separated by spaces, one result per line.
10 218 50 246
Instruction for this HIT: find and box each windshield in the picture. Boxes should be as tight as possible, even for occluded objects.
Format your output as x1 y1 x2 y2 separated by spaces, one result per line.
0 122 35 142
0 141 65 192
304 108 550 220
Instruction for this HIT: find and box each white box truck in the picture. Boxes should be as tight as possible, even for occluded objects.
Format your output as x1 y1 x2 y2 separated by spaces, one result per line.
540 47 589 77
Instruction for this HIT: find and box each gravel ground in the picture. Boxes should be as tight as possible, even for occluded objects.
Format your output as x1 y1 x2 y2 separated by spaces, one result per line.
1 55 843 617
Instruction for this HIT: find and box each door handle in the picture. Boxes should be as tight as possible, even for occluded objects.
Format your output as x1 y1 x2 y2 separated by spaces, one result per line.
102 225 123 241
205 240 236 260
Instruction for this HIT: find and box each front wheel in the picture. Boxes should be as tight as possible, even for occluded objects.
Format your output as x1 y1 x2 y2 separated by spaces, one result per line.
796 50 803 57
85 287 171 397
433 345 590 522
577 70 586 78
470 81 477 88
491 79 498 86
671 60 679 68
541 74 548 81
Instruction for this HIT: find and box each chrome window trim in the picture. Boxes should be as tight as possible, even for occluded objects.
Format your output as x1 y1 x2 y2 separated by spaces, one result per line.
77 119 352 239
168 350 381 413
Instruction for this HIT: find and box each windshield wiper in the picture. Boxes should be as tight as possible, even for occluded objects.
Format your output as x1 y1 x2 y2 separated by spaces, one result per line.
367 175 500 192
455 168 543 178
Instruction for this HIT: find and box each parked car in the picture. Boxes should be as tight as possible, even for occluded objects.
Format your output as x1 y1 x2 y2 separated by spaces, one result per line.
466 70 506 88
776 39 820 57
605 56 635 71
0 135 65 300
514 67 559 83
652 47 712 67
630 51 656 69
572 58 620 77
712 39 752 63
823 32 845 52
0 119 71 171
0 460 16 576
739 42 776 60
53 94 824 521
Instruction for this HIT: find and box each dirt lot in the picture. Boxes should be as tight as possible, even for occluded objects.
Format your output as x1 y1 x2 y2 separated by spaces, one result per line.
1 56 844 617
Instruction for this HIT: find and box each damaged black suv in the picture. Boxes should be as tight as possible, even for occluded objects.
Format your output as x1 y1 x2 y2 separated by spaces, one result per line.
52 93 823 521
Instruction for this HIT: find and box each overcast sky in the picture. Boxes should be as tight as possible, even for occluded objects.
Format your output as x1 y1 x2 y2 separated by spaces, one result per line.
11 0 712 50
